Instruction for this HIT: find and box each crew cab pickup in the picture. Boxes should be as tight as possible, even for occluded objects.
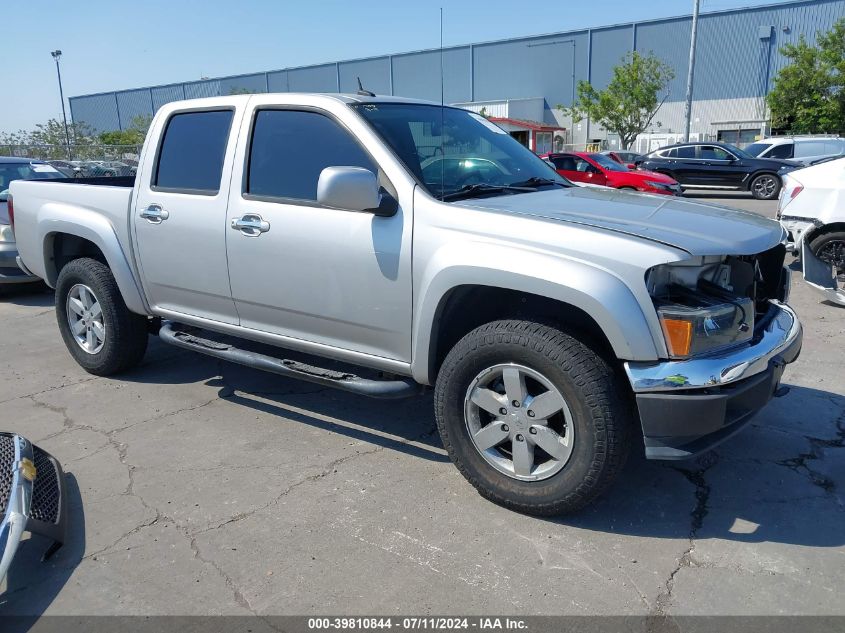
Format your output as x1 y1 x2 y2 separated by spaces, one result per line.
10 94 802 515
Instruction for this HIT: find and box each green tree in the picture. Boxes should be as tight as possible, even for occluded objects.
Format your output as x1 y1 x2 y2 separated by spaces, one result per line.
0 119 97 160
557 51 674 149
98 114 152 146
767 18 845 134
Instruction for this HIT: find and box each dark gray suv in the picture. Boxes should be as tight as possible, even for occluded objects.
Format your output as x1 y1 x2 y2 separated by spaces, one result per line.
0 157 65 286
638 142 799 200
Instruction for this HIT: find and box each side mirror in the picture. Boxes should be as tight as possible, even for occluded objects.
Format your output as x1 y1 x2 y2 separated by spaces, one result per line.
317 167 395 215
0 190 8 202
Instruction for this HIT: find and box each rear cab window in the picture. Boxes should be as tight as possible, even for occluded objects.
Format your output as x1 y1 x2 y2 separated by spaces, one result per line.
153 110 234 194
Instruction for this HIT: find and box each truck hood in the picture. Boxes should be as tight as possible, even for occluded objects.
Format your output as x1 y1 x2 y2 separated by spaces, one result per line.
454 186 784 256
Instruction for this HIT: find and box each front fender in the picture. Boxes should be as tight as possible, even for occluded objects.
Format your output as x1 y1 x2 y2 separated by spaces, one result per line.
411 242 662 384
37 205 148 315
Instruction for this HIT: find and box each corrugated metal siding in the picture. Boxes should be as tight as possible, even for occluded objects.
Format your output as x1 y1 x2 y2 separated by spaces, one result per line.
391 47 472 103
69 94 120 133
115 89 154 128
68 0 845 132
287 64 338 92
220 73 267 95
151 85 185 110
635 18 692 101
338 57 391 94
473 32 589 106
589 25 635 89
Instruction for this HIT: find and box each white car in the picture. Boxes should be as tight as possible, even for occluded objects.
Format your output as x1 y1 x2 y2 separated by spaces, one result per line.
778 157 845 305
747 136 845 166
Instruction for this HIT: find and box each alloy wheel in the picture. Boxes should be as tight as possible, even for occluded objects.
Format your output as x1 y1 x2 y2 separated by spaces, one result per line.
66 284 106 354
464 363 575 481
753 175 777 199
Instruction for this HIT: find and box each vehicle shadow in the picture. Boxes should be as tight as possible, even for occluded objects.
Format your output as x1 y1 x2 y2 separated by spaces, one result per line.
0 284 53 307
553 384 845 548
124 336 448 463
0 474 85 628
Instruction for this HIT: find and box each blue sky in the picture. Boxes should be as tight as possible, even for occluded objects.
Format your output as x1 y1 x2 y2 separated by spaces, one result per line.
3 0 799 132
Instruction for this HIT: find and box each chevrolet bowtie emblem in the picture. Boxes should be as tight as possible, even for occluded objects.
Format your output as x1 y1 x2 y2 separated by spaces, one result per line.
18 458 37 482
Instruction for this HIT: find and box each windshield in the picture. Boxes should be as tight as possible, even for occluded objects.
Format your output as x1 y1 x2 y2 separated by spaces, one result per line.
351 103 567 199
0 162 65 191
744 142 771 157
588 153 628 172
722 143 753 159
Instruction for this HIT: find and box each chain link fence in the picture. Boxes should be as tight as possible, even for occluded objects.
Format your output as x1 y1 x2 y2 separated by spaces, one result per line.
1 144 141 163
1 144 142 178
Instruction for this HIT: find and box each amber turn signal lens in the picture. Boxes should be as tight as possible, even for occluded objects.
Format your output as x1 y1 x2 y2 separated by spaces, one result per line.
661 318 693 358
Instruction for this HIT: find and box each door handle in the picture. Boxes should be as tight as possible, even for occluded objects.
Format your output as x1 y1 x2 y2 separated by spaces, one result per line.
231 214 270 237
140 205 169 224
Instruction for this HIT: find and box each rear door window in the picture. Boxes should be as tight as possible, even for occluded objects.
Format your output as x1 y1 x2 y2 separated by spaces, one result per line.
794 140 829 158
154 110 234 193
675 146 696 159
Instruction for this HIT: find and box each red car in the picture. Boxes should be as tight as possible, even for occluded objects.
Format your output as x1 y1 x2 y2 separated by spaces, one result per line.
541 151 682 196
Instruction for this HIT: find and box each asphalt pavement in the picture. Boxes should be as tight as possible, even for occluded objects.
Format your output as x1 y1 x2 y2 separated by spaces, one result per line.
0 192 843 619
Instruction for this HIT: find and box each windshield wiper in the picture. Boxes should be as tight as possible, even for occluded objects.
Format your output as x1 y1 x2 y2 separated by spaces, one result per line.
507 176 568 188
441 183 536 202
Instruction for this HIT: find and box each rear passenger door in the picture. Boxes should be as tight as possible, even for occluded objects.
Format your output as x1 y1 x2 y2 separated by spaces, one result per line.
133 106 244 324
224 103 413 361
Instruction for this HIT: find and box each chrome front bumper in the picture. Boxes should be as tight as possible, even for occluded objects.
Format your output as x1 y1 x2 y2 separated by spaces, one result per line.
624 303 802 460
0 433 67 583
625 303 801 393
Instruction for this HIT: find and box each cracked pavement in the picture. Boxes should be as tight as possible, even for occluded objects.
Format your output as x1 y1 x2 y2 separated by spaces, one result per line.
0 195 843 618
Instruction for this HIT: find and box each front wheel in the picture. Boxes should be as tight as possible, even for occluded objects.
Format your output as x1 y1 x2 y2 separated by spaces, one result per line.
750 173 781 200
809 231 845 281
55 257 149 375
434 320 632 516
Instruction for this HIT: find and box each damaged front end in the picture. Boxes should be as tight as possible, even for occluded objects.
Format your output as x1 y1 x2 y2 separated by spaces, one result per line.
0 433 67 583
800 240 845 306
625 245 802 459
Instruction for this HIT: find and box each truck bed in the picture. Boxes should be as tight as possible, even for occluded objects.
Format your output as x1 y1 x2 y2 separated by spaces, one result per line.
10 178 137 287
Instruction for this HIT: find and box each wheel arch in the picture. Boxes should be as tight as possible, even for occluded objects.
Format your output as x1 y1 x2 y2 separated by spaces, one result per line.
39 211 149 315
412 259 663 385
804 222 845 248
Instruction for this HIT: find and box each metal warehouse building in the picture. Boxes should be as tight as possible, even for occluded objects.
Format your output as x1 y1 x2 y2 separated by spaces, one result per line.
69 0 844 151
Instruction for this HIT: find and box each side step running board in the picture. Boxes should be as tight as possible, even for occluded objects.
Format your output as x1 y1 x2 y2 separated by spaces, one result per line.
159 322 422 399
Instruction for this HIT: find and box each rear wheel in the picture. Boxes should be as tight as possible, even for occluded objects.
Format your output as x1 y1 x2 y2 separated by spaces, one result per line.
434 320 632 516
750 173 781 200
55 258 148 375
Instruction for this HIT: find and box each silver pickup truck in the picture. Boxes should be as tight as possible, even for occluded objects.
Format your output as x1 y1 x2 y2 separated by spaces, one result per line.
10 94 802 515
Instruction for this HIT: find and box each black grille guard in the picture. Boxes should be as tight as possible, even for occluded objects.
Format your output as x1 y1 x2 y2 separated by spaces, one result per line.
0 433 68 583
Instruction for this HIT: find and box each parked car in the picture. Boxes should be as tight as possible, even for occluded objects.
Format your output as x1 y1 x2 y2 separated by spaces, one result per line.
47 160 84 178
745 136 845 166
0 157 65 286
638 141 799 200
601 150 643 169
11 95 801 516
778 156 845 305
542 151 682 196
0 432 68 583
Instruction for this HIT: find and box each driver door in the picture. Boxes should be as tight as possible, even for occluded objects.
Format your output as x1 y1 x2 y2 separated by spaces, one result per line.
224 104 413 361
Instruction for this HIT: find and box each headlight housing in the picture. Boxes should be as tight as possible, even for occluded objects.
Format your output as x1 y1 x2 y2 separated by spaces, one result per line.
0 224 14 243
648 260 755 359
655 286 754 358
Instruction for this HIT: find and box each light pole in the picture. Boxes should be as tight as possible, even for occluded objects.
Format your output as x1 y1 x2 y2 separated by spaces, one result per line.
682 0 701 142
51 50 73 161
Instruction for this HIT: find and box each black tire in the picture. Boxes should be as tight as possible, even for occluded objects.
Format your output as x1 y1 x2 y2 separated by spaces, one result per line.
434 320 632 516
809 230 845 278
749 173 781 200
55 257 148 375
